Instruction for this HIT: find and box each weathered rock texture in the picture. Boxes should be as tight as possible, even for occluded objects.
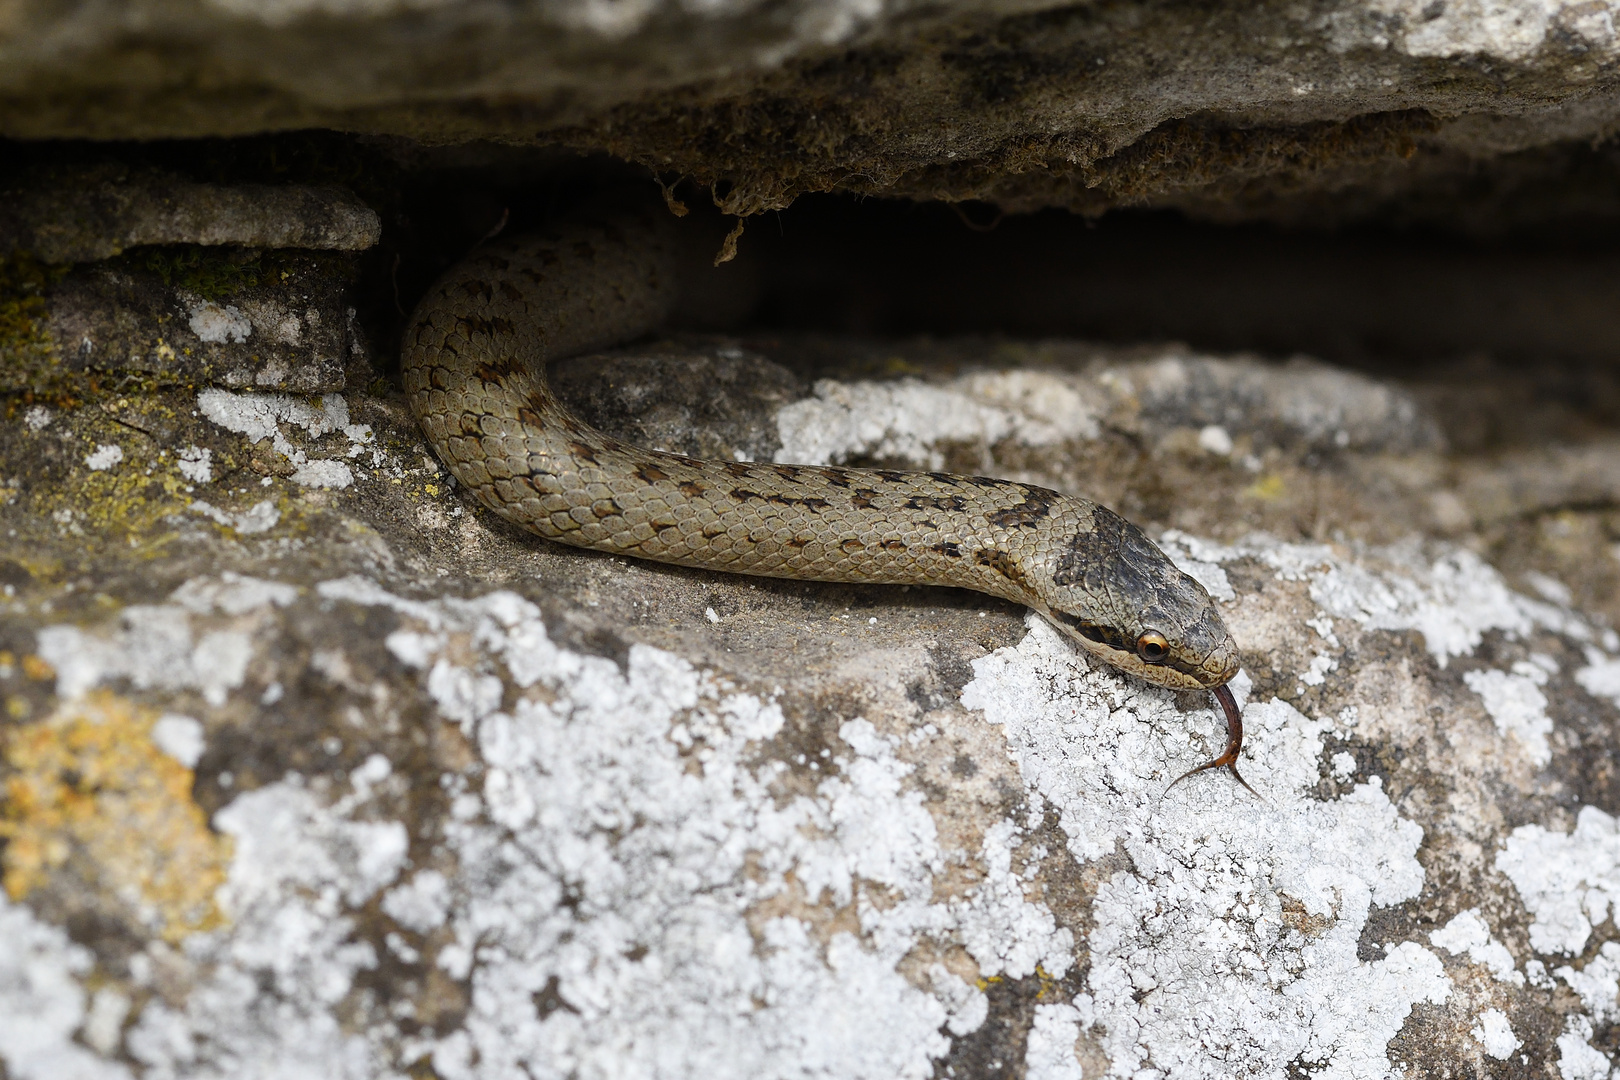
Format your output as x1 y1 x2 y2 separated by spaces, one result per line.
0 165 381 263
4 0 1620 1076
4 241 1620 1075
3 0 1620 221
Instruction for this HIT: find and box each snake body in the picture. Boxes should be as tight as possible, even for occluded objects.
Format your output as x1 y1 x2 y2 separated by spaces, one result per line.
402 198 1249 784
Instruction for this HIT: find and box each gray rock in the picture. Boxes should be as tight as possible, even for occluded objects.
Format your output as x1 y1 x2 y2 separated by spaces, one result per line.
2 334 1619 1079
7 250 361 393
1 2 1620 217
0 165 381 262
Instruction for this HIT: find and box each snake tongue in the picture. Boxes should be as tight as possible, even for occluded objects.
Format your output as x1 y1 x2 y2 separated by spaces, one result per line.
1164 682 1262 799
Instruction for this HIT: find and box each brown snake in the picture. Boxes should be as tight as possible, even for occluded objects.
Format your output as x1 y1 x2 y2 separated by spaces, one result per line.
401 198 1252 791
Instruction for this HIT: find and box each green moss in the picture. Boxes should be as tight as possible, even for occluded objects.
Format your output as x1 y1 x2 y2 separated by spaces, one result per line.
0 253 67 389
114 246 263 299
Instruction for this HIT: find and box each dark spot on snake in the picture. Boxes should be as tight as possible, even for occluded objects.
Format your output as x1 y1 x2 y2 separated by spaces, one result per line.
460 280 493 303
931 541 963 558
517 408 545 429
841 538 864 553
963 475 1014 489
473 361 517 385
786 536 810 549
459 412 484 435
987 488 1056 529
1052 507 1123 589
882 540 908 552
874 470 908 484
567 441 601 466
905 494 967 513
820 470 853 488
850 489 880 510
592 499 624 518
678 480 707 497
636 464 671 483
499 281 524 302
1051 611 1129 651
730 488 830 512
974 548 1025 586
702 524 728 539
652 519 678 532
928 472 963 487
1114 515 1178 597
723 462 754 478
772 465 802 483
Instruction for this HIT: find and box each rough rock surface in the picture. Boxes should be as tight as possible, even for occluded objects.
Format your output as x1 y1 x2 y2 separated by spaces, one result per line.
4 0 1620 1073
3 223 1620 1076
3 0 1620 221
0 165 382 263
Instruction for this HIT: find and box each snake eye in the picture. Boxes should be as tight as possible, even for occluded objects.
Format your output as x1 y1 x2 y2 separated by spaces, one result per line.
1136 630 1169 663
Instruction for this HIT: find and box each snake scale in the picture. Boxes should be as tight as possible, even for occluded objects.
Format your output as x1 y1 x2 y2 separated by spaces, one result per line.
401 197 1252 791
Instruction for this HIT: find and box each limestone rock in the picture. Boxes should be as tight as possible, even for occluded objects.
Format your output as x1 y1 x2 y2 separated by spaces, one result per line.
0 165 382 263
2 328 1619 1078
1 1 1620 218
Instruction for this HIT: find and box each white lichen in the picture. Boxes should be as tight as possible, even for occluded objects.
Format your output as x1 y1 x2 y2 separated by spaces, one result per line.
775 371 1100 470
84 444 123 471
0 899 132 1080
1557 1015 1613 1080
149 714 205 769
1462 659 1555 766
126 774 410 1080
34 573 292 706
1430 908 1524 985
188 499 281 535
176 446 213 484
1364 0 1620 62
187 300 252 344
197 388 367 489
1497 806 1620 955
1558 942 1620 1024
962 615 1446 1079
1471 1008 1521 1060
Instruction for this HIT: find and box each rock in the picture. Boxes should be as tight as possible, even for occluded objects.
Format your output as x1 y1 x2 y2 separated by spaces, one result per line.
2 251 361 394
2 330 1619 1078
4 0 1620 1073
0 169 377 394
1 2 1619 219
0 164 381 263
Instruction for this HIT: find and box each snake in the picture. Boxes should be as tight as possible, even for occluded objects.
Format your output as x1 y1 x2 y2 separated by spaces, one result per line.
400 196 1252 792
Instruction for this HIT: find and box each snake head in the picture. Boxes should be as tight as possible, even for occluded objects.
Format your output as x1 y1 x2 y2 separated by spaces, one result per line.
1027 505 1240 691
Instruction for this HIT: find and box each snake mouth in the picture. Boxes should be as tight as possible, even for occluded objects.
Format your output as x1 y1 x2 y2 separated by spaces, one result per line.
1060 631 1233 691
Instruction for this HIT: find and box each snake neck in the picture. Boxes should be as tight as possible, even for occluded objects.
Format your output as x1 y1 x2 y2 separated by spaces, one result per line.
409 332 1082 602
399 210 1097 603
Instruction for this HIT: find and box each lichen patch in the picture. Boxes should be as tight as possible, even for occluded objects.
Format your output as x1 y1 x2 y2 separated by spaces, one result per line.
0 690 230 941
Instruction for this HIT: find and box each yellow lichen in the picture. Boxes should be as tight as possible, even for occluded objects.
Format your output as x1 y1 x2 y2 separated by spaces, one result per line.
1245 473 1287 501
1 690 231 940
